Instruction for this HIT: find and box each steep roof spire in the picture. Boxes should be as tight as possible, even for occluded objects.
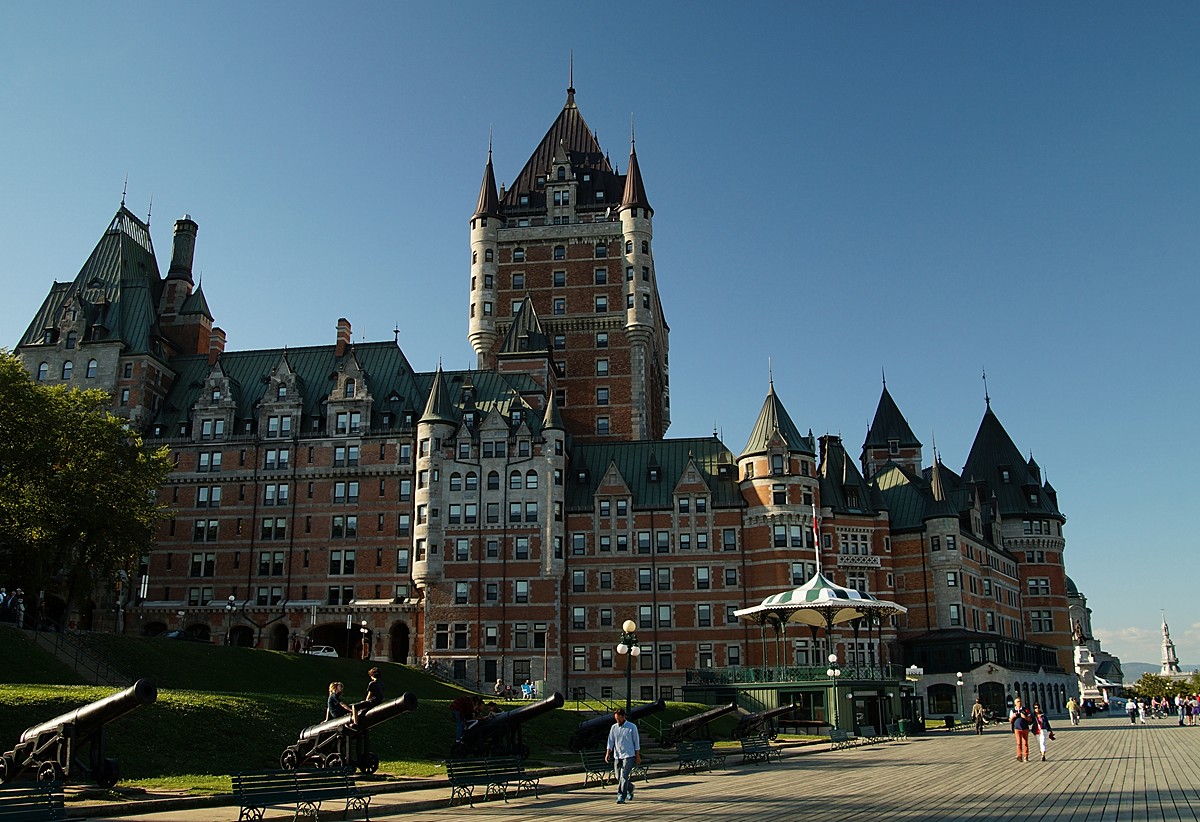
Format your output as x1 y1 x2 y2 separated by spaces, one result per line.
863 384 921 449
541 390 565 432
741 380 813 457
420 366 457 425
619 117 652 214
473 140 502 219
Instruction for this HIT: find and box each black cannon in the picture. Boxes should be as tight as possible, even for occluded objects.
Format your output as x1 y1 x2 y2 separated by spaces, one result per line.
280 692 417 773
730 704 798 740
451 692 564 758
568 699 666 751
0 678 157 787
660 701 737 747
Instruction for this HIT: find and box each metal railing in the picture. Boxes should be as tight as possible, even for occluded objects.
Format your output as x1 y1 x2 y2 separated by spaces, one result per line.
29 620 131 687
685 664 904 686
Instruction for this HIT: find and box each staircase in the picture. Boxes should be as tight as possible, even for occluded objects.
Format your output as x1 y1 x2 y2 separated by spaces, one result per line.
20 622 130 687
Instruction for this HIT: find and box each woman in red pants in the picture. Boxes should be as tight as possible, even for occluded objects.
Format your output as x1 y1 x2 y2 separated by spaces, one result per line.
1009 697 1033 761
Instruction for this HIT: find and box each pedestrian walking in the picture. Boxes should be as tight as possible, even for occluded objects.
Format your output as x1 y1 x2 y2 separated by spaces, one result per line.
1010 697 1033 761
971 698 987 734
1138 699 1147 724
1067 696 1080 726
1033 705 1054 761
1127 698 1138 724
605 707 641 804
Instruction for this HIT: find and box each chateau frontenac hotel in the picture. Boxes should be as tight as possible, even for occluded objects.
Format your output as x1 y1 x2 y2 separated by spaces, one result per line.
15 84 1101 723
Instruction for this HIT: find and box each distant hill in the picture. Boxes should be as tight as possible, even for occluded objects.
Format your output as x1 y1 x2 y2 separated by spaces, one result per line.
1122 661 1198 679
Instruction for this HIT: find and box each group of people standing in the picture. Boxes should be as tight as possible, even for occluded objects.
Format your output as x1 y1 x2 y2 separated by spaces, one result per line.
1126 694 1200 726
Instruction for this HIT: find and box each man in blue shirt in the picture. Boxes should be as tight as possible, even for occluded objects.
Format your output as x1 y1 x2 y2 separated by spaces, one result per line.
605 708 641 803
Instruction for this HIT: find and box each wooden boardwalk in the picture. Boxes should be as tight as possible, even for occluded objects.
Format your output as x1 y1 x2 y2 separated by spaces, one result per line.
79 715 1200 821
391 716 1200 821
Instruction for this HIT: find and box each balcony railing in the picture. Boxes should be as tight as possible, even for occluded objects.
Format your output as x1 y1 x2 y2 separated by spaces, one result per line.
685 664 905 686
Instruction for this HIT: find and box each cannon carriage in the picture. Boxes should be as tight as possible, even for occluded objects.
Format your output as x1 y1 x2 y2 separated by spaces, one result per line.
568 699 666 752
279 692 417 773
451 692 564 759
729 704 797 740
0 678 157 787
660 701 737 748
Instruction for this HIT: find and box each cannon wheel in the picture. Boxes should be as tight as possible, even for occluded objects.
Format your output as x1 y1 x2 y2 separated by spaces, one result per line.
95 758 119 789
325 754 343 770
0 753 14 783
37 761 64 783
280 749 298 770
358 752 379 775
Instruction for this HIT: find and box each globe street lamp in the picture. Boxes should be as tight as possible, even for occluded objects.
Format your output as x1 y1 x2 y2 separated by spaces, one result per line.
956 671 965 719
616 619 641 714
826 653 842 729
224 595 237 646
360 620 370 660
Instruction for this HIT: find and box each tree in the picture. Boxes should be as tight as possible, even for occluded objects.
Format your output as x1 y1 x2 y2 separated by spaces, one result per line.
0 351 172 620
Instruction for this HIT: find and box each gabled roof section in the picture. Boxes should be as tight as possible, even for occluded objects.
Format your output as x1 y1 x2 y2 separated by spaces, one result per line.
619 141 651 214
420 366 457 425
567 437 742 512
872 462 928 531
498 297 551 355
818 436 878 514
18 205 166 355
500 89 624 211
963 404 1062 519
924 457 959 520
180 283 213 319
741 382 815 458
863 386 921 450
474 147 502 219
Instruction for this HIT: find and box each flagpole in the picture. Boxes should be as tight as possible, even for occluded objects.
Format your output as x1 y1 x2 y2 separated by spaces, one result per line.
812 503 822 577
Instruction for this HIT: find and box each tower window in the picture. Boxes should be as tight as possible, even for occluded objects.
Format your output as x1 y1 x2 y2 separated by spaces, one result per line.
594 243 607 258
554 271 566 287
553 245 566 261
513 248 525 262
485 249 493 262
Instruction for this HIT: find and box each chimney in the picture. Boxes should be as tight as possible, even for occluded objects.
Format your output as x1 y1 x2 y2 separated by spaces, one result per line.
168 214 199 282
208 327 227 365
335 318 352 357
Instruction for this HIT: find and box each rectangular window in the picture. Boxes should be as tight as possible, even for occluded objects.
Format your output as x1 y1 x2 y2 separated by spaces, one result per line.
723 529 737 551
514 580 529 604
697 604 712 628
596 358 609 376
725 568 738 587
657 567 672 591
697 568 711 589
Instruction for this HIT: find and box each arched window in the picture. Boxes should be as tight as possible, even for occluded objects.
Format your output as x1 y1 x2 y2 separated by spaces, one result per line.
472 250 478 264
62 361 73 379
344 379 355 398
526 470 539 490
487 471 500 490
641 240 649 254
277 385 287 400
37 362 48 381
594 242 607 258
449 473 462 491
465 472 478 491
65 331 77 349
625 240 633 254
485 249 493 262
513 248 525 262
553 245 566 261
557 167 566 181
86 359 98 378
509 471 522 490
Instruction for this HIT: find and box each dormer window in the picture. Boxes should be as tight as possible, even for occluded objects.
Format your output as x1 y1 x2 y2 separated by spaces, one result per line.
344 379 356 399
519 195 529 207
43 330 54 344
771 454 785 475
536 176 546 188
577 469 590 484
211 389 222 403
557 166 567 181
1000 467 1011 483
65 331 77 350
648 467 661 483
595 191 605 202
888 438 900 456
277 386 287 400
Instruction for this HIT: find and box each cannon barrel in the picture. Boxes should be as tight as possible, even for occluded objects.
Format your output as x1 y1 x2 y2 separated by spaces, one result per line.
570 699 666 750
465 691 564 741
731 703 797 738
663 701 737 745
298 692 417 741
20 679 157 743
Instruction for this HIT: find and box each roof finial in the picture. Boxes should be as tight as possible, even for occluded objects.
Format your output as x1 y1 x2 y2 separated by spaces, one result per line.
488 127 493 161
146 194 153 226
881 366 886 388
631 112 635 147
982 367 991 408
393 323 400 344
121 175 128 207
566 50 575 105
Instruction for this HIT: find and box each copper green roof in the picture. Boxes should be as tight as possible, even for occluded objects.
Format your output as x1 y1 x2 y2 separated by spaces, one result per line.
818 436 879 515
17 206 167 356
566 437 741 512
863 385 921 450
962 404 1063 520
740 382 814 457
179 284 213 319
619 143 651 214
498 297 550 356
420 366 457 424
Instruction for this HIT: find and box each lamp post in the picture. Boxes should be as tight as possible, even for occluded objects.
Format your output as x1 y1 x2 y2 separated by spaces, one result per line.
360 620 370 660
956 672 965 719
224 595 237 646
826 653 842 729
176 610 186 631
345 614 354 658
615 619 641 714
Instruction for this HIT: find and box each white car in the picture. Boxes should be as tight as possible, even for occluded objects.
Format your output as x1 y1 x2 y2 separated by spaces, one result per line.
306 646 338 657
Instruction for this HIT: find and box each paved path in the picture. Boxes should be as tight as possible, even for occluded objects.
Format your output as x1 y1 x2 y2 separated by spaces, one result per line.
81 715 1200 821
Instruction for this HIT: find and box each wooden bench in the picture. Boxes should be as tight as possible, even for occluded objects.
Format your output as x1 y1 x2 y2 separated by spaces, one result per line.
739 734 782 765
233 768 369 822
677 739 726 773
580 749 651 789
446 757 540 807
0 783 65 822
829 729 860 751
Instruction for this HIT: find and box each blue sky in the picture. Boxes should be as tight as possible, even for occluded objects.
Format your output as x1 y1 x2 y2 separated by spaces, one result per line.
2 2 1197 668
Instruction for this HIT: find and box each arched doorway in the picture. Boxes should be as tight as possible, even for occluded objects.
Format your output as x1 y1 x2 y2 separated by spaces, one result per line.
143 621 168 637
269 624 289 651
230 625 255 647
390 621 411 663
311 622 353 657
978 681 1005 713
188 623 212 642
